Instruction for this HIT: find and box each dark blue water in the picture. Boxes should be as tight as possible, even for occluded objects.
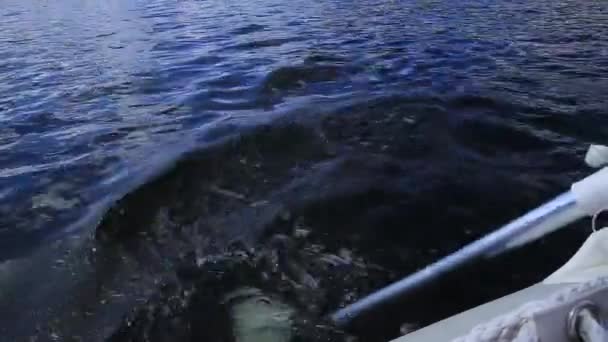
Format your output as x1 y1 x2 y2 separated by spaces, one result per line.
1 0 608 339
2 0 608 259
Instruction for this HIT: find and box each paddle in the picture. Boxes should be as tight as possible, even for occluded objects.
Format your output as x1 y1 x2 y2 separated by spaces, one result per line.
331 145 608 328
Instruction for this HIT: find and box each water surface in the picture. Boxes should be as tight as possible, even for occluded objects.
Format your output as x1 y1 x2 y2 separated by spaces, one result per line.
1 0 608 340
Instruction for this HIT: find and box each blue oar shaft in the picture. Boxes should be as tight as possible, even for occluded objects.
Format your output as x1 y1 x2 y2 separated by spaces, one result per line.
331 191 582 327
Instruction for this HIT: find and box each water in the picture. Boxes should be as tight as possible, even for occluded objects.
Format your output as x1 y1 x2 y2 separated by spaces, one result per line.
1 0 608 340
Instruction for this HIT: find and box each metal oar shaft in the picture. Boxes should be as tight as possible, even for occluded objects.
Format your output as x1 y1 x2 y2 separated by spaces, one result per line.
331 191 583 328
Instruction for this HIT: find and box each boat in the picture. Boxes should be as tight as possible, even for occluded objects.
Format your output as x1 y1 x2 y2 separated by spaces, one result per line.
392 227 608 341
331 145 608 341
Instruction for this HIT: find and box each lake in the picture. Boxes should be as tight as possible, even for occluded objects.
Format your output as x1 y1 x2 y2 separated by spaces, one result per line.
1 0 607 340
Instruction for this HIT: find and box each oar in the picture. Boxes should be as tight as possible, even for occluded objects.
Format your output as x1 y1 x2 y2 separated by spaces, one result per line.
331 162 608 328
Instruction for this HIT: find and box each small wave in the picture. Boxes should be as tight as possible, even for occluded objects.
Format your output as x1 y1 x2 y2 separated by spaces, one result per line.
5 38 34 44
230 23 266 35
205 73 248 88
181 54 224 67
94 32 117 38
225 37 296 51
69 81 134 102
448 94 507 110
303 53 347 64
260 64 344 93
183 89 261 111
2 11 21 17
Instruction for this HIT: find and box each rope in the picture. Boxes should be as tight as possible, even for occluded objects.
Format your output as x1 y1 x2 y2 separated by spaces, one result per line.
452 277 608 342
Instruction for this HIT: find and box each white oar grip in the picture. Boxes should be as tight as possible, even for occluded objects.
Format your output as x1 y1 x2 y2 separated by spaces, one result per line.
572 167 608 216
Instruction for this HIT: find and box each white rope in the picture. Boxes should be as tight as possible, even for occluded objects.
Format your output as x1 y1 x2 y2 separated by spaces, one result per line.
452 277 608 342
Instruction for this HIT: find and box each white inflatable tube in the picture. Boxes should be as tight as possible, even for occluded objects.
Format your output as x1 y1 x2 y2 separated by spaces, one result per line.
394 228 608 342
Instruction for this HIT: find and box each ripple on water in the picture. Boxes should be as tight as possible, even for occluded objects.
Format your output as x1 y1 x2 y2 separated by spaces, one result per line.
260 64 345 93
224 37 298 51
1 1 608 333
230 23 267 35
180 54 225 67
